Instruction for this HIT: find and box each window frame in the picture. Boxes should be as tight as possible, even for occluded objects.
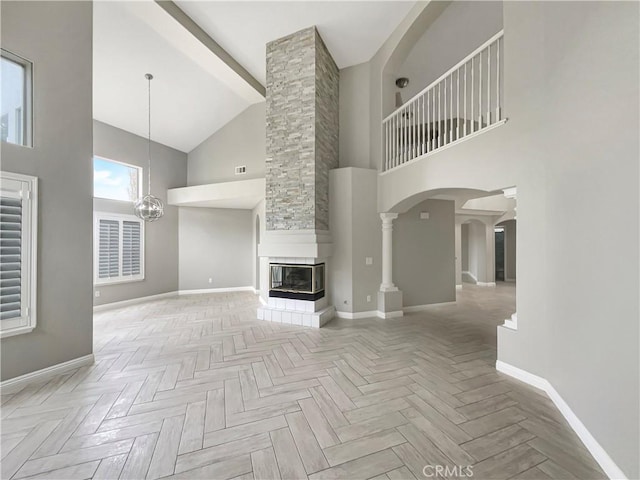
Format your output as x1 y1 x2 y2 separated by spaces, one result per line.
93 156 143 203
1 49 33 148
93 212 145 286
0 171 38 338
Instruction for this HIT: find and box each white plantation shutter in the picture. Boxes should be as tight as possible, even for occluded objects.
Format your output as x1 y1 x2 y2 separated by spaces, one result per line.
94 214 143 284
0 172 37 338
0 197 22 320
98 219 119 279
122 221 141 276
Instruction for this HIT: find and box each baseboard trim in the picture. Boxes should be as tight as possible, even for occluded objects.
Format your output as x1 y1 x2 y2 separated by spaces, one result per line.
179 286 255 295
1 354 95 393
462 271 477 283
376 310 403 319
496 360 627 480
477 281 497 287
93 291 178 312
403 301 456 313
456 284 462 290
94 287 258 312
335 310 378 319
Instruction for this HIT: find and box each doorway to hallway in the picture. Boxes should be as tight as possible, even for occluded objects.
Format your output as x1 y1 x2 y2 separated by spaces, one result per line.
495 226 505 281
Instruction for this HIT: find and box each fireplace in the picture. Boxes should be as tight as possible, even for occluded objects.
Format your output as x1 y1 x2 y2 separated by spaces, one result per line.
270 263 325 301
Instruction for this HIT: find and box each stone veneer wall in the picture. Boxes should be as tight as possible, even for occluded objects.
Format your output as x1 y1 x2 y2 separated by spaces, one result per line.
265 26 339 231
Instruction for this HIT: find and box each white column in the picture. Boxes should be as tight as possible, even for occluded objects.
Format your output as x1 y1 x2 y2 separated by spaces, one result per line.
380 212 398 292
455 222 462 288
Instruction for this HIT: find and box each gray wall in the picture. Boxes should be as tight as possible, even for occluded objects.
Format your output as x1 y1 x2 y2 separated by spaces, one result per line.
179 207 252 290
350 170 382 312
329 169 354 311
1 1 94 381
339 63 371 169
329 168 381 314
187 103 266 186
461 223 469 272
466 221 486 283
394 199 455 307
93 120 187 305
372 2 639 476
398 1 504 100
502 219 516 281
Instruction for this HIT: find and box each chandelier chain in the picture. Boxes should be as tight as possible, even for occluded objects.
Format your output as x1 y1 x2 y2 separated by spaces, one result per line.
147 74 152 196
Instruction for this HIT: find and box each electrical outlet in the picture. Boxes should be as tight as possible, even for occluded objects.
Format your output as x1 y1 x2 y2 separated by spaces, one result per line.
420 212 430 219
235 165 247 175
95 290 100 298
365 257 373 265
366 295 371 303
208 278 213 284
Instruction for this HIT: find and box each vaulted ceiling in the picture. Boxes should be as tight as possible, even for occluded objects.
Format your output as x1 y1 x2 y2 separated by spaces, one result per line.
93 0 416 153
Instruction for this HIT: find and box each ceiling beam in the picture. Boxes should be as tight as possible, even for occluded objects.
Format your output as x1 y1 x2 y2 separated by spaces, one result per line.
155 0 265 97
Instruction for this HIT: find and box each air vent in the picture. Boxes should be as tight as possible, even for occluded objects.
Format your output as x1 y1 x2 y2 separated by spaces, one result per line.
235 165 247 175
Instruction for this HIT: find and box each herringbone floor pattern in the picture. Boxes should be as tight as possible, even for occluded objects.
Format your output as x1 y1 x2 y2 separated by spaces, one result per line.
1 284 606 479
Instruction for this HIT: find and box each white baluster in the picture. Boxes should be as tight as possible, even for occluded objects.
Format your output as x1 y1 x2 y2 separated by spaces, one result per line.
432 89 436 150
426 90 430 153
449 75 453 143
394 115 397 168
384 122 387 171
412 101 415 158
487 44 491 125
387 122 390 170
471 57 475 133
421 95 426 155
478 50 483 128
403 106 407 164
496 37 501 121
464 63 467 136
393 115 397 168
445 77 448 144
438 83 442 148
456 69 460 141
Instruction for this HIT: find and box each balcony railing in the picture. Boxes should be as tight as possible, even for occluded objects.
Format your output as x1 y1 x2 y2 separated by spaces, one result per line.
382 30 505 172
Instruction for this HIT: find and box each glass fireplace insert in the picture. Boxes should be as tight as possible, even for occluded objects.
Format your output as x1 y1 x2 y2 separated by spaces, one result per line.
269 263 325 301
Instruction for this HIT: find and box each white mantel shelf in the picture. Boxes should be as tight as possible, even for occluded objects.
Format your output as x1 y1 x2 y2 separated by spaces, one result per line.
167 177 265 210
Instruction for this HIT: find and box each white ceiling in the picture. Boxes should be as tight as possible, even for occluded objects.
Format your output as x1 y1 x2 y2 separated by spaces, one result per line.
177 1 416 85
93 0 416 153
93 1 262 153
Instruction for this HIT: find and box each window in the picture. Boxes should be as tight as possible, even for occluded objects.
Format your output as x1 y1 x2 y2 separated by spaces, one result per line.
1 49 32 147
93 157 142 202
0 172 37 338
94 213 144 285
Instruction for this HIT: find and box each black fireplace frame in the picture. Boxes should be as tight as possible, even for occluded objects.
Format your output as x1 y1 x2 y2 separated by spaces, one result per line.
269 263 325 301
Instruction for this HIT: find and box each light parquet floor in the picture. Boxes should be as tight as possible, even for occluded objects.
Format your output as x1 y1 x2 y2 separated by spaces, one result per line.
1 284 606 479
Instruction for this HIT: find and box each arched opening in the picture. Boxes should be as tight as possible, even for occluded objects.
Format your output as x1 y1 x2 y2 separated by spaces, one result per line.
460 218 490 285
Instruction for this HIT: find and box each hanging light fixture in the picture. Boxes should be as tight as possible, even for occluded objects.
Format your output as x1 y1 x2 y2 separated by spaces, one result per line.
134 73 164 222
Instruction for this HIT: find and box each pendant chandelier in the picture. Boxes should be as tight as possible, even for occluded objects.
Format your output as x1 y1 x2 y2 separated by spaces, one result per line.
134 73 164 222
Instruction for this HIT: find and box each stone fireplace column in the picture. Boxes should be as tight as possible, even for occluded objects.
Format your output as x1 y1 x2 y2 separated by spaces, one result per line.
378 212 403 318
257 26 339 328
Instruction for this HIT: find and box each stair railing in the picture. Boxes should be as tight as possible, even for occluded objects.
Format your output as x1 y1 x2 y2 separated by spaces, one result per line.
383 30 504 172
